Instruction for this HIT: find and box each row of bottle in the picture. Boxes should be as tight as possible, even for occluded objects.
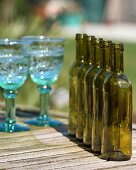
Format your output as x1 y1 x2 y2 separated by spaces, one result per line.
68 34 132 161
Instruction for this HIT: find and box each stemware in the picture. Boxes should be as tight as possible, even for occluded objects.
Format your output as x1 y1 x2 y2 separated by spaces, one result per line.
24 36 64 127
0 39 30 132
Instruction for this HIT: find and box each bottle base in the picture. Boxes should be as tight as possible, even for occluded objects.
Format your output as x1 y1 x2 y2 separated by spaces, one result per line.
68 129 76 137
76 133 83 141
68 133 76 137
101 151 131 161
84 143 91 148
92 144 101 154
83 138 91 146
92 149 101 155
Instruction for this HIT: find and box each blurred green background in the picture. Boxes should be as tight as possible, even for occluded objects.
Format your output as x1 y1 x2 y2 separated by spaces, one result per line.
0 0 136 114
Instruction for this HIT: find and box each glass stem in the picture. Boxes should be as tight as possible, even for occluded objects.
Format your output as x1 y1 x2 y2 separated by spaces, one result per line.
3 90 17 125
38 85 51 120
40 92 49 118
6 97 16 124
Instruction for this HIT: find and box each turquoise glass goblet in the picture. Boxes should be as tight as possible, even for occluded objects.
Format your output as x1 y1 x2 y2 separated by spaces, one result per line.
24 36 64 127
0 39 30 132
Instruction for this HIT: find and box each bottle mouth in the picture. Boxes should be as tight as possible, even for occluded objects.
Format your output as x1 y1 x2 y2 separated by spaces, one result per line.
95 38 103 48
112 43 124 51
83 34 88 41
103 40 112 48
75 33 82 40
87 36 96 45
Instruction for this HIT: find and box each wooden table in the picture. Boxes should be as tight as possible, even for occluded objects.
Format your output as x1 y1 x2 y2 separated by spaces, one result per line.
0 106 136 170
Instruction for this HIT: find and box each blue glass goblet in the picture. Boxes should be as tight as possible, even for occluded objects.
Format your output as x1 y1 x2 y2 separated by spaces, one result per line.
0 39 30 132
24 36 64 127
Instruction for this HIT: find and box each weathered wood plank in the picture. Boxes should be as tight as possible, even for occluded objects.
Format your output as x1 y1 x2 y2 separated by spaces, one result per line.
5 154 136 170
0 151 92 169
0 107 135 170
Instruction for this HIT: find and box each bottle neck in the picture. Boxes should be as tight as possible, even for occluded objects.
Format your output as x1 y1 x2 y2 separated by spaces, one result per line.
101 47 111 70
76 39 84 62
89 44 95 64
112 50 124 73
84 40 89 62
95 45 102 67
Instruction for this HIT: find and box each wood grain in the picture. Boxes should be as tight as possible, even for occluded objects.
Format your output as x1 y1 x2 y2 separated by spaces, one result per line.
0 105 135 170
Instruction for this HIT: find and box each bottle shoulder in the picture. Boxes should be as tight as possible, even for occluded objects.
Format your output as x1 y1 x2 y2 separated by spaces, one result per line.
69 61 83 76
95 70 112 86
78 63 91 78
104 73 132 90
85 66 102 81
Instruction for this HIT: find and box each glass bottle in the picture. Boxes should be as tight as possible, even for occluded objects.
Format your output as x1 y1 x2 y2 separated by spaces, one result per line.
101 43 132 161
92 40 112 153
76 34 93 140
83 38 103 146
68 34 84 136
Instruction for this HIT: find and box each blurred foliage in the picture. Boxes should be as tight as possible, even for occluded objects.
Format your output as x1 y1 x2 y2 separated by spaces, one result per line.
0 16 61 39
0 0 62 38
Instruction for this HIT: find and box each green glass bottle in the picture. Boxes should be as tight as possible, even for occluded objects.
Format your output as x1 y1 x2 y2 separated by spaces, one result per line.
92 40 112 153
68 34 84 136
83 38 103 146
76 34 93 140
83 36 96 145
101 43 132 161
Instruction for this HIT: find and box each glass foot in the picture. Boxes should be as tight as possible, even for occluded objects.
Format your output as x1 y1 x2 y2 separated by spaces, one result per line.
25 116 62 127
0 123 30 133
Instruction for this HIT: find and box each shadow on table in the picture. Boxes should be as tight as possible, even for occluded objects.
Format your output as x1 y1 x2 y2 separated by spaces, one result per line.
0 108 102 158
15 107 99 156
53 122 100 157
